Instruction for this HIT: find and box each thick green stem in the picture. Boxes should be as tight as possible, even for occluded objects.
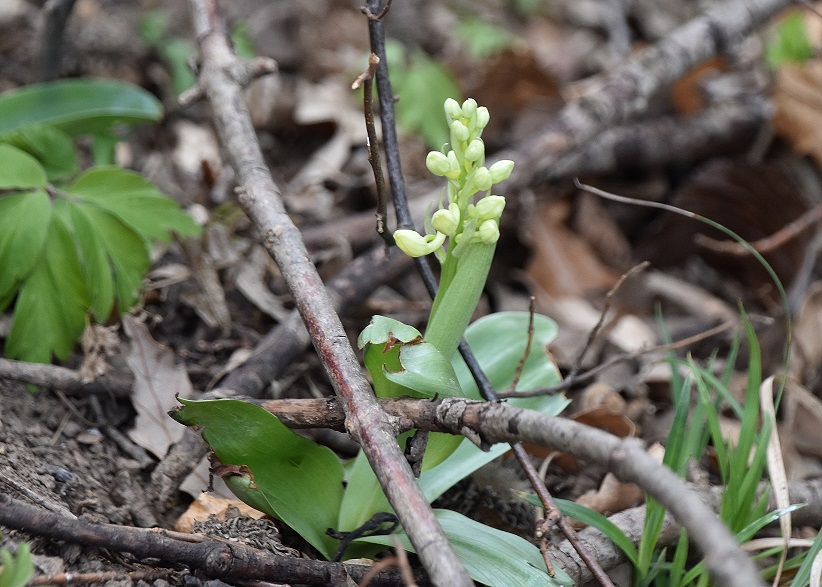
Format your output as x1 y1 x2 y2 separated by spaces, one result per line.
424 242 495 359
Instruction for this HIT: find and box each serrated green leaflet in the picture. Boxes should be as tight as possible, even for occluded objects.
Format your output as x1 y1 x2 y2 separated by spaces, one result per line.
67 168 201 241
0 144 47 189
0 190 51 311
359 509 573 587
0 79 162 136
6 214 90 363
0 125 77 181
171 398 344 559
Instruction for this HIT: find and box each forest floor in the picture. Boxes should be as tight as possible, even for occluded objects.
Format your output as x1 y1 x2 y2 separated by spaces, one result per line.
3 0 822 586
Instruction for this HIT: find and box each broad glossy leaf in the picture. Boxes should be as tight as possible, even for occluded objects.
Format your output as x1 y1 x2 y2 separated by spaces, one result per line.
0 144 47 189
454 311 565 413
0 125 77 180
0 190 51 311
6 215 90 362
67 168 201 241
359 509 573 587
0 79 162 136
172 398 344 559
359 315 463 399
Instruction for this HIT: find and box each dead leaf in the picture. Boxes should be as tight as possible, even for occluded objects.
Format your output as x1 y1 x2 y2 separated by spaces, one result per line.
79 323 120 382
773 59 822 167
526 200 620 298
123 315 194 459
635 160 811 297
229 244 289 322
175 492 266 533
791 281 822 380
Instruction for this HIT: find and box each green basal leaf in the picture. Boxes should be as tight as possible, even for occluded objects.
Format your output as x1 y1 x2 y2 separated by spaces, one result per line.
171 398 344 559
0 79 162 136
6 214 90 363
66 167 201 241
359 315 463 399
359 509 573 587
0 125 77 181
551 498 640 568
453 311 565 413
0 144 47 189
0 190 51 311
0 543 35 587
340 312 567 534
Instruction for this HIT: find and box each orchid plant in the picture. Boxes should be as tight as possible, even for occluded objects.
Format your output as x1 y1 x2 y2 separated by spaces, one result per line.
173 99 571 586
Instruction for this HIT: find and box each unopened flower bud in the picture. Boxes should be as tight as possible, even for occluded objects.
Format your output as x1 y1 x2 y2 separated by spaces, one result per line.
478 219 500 244
461 98 478 119
450 120 470 143
472 166 492 192
444 98 462 123
426 151 451 176
432 203 460 236
474 195 506 221
475 107 490 130
463 139 484 162
394 229 446 257
488 160 515 184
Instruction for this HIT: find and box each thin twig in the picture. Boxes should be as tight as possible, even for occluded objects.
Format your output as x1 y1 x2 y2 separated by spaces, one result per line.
362 2 613 581
353 53 393 247
187 2 471 584
696 203 822 256
497 319 736 399
568 261 650 381
506 296 536 393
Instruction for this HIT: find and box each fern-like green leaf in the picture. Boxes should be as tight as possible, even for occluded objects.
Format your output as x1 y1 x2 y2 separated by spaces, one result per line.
7 214 91 362
2 164 201 363
67 168 201 241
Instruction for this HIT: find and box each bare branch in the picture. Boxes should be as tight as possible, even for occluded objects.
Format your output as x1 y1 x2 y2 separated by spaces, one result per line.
500 0 792 187
184 1 471 584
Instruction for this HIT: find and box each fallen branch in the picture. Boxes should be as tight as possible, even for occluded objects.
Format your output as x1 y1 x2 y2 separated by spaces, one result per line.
185 1 471 584
500 0 791 187
257 396 766 587
0 493 419 587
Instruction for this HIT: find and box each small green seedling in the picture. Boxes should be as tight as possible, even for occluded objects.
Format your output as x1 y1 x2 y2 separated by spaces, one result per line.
0 543 34 587
174 100 573 586
0 79 201 363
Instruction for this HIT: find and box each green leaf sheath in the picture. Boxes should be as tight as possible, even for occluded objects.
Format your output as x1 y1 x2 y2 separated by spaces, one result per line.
0 79 162 136
171 399 344 559
425 242 495 359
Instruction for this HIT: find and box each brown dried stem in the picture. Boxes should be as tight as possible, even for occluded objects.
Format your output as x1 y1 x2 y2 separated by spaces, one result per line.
185 1 471 585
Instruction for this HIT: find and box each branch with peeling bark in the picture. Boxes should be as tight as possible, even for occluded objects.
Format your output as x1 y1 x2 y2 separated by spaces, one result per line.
500 0 792 187
184 1 472 585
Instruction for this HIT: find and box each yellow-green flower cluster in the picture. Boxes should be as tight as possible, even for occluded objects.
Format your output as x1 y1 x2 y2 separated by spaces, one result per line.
394 98 514 259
